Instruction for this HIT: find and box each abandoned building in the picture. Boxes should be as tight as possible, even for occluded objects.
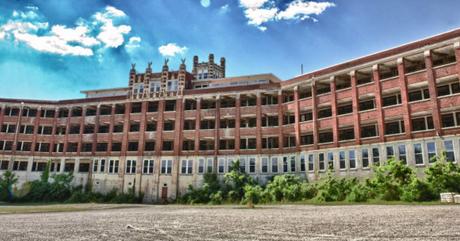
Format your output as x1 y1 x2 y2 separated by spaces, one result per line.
1 28 460 202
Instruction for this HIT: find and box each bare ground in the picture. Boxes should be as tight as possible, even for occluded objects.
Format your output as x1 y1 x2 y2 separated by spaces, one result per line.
0 204 459 241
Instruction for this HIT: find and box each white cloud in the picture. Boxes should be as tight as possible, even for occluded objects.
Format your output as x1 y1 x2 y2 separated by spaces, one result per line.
238 0 335 31
200 0 211 8
219 4 230 14
126 36 141 50
158 43 187 57
93 6 132 48
239 0 271 9
277 1 335 21
0 5 136 56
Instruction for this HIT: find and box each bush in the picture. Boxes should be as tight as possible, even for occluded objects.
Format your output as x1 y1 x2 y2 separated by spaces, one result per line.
314 172 357 202
425 156 460 195
346 183 372 202
210 191 223 205
242 184 263 207
400 178 436 202
0 170 18 202
265 174 313 202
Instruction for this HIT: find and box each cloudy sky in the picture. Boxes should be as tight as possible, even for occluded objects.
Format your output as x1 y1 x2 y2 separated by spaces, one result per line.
1 0 460 100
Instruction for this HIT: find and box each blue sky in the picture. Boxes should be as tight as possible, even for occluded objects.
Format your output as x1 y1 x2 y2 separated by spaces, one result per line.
1 0 460 100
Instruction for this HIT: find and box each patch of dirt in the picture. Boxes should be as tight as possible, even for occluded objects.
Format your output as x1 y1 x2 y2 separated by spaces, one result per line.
0 205 459 240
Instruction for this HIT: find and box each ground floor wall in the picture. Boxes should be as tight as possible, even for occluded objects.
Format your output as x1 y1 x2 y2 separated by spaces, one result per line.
0 135 459 203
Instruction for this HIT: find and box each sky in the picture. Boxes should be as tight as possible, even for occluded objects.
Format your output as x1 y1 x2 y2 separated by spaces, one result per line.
1 0 460 100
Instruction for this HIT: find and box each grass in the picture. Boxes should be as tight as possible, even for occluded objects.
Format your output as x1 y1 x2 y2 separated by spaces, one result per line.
0 203 144 215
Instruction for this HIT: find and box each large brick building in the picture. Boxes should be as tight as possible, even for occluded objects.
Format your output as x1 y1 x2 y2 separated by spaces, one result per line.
1 29 460 202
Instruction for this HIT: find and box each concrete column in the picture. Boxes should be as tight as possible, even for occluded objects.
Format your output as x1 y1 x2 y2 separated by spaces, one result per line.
424 50 442 136
256 92 262 152
311 81 319 149
121 102 132 155
92 105 101 155
330 77 339 147
60 158 65 173
174 98 184 156
235 94 241 154
77 106 86 156
397 57 413 139
372 64 386 142
74 158 80 173
30 107 41 156
350 71 362 145
277 90 284 152
138 101 148 156
214 96 221 156
293 87 301 150
194 98 201 155
50 107 59 155
155 100 165 155
63 107 72 155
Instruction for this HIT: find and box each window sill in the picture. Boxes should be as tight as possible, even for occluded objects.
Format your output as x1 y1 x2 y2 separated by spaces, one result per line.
408 99 430 105
335 87 352 92
337 113 353 117
384 132 405 137
442 126 460 130
432 62 456 69
380 76 399 82
411 129 435 134
361 136 379 140
405 69 426 76
357 82 375 88
437 92 460 99
359 108 377 113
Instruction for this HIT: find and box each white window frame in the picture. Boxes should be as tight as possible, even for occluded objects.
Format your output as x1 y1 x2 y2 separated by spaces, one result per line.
143 159 154 174
108 159 119 174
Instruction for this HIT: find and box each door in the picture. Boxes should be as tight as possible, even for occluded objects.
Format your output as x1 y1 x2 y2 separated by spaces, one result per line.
161 186 168 202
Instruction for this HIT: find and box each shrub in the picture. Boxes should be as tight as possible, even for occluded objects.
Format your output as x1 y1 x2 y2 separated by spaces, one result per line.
346 183 372 202
242 184 263 208
265 174 313 202
425 155 460 195
224 160 254 201
0 170 18 202
315 172 357 202
400 178 436 202
210 191 223 205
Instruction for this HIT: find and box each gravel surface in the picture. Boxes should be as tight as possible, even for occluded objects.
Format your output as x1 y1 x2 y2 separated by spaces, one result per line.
0 204 459 241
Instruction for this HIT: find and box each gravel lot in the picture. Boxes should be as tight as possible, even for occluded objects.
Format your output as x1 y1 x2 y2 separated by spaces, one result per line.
0 204 459 241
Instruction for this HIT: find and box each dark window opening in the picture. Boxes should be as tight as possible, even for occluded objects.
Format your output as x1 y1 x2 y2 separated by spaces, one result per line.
385 120 405 135
301 134 314 145
182 140 195 151
361 125 378 138
359 99 375 111
318 107 332 119
111 142 122 152
131 102 142 113
163 120 175 131
128 142 138 151
408 88 430 102
339 128 355 141
337 103 353 115
319 131 333 143
165 100 176 111
145 141 155 151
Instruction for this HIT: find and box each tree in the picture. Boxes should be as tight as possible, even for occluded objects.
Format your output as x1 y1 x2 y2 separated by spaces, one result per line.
0 170 18 202
425 154 460 195
224 160 254 202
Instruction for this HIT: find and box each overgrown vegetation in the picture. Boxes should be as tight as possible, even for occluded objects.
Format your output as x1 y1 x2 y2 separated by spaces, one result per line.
0 161 143 204
179 155 460 207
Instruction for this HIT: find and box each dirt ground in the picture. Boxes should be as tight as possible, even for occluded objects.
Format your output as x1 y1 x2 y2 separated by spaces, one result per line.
0 204 459 241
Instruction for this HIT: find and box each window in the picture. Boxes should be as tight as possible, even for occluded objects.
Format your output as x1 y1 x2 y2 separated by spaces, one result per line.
283 113 295 125
361 125 378 138
362 149 369 168
386 146 395 159
372 147 380 166
300 134 314 145
162 141 173 151
283 136 296 148
113 124 124 133
316 83 331 95
427 142 437 163
437 82 460 97
290 156 296 172
181 159 193 174
131 103 142 113
271 157 278 173
240 117 257 128
129 123 140 132
318 131 333 144
0 160 9 170
414 144 423 165
199 140 214 151
112 142 122 152
125 160 136 174
69 125 80 134
13 161 28 171
161 160 172 174
359 99 375 111
319 153 325 171
167 80 178 91
261 157 269 173
262 137 279 149
382 93 402 107
318 107 332 119
300 154 306 172
299 111 313 122
262 95 278 105
128 142 138 152
108 160 119 174
164 120 175 131
283 157 289 172
412 116 434 131
183 140 195 151
146 121 157 131
385 120 405 135
100 106 112 115
327 152 334 170
32 162 47 172
337 103 353 115
441 112 460 128
20 125 34 134
2 124 16 133
206 158 213 173
16 141 31 151
198 159 205 174
408 88 430 102
220 119 235 128
218 158 225 173
398 144 407 164
262 116 279 127
339 128 355 141
240 138 256 149
227 159 234 173
249 158 256 173
81 143 92 152
98 125 110 133
444 140 456 162
308 154 314 171
165 100 176 111
93 159 106 173
349 150 356 169
38 126 53 135
339 151 346 169
240 158 247 172
240 95 257 106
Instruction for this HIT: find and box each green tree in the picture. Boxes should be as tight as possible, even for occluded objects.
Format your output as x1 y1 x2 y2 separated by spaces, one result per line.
224 160 254 202
0 170 18 202
242 184 263 208
425 154 460 195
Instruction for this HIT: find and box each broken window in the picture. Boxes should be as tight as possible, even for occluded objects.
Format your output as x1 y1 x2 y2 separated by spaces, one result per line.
262 116 278 127
83 125 95 134
146 121 157 131
162 141 173 151
240 117 256 128
199 140 214 150
318 107 332 119
219 139 235 150
337 103 353 115
339 128 355 141
13 161 28 171
131 102 142 113
316 82 331 95
385 120 405 135
359 98 375 111
201 99 216 109
100 105 112 115
184 120 196 130
165 100 176 111
81 143 93 152
362 149 369 168
319 131 333 143
339 151 346 169
128 142 138 151
241 95 257 106
182 140 195 151
262 94 278 105
163 120 175 131
145 141 155 151
361 125 377 138
111 142 122 152
113 123 124 133
220 119 235 128
115 104 125 114
372 147 380 166
0 160 9 170
319 153 325 171
98 124 110 133
69 125 80 134
382 93 402 107
411 116 434 131
129 122 140 132
96 143 108 152
200 119 214 129
300 133 314 145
